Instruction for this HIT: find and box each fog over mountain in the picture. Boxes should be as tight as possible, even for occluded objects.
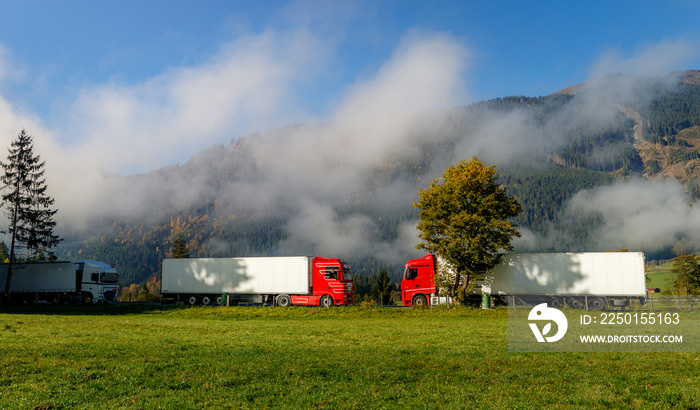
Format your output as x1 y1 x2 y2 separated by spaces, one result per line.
1 31 700 282
57 67 700 283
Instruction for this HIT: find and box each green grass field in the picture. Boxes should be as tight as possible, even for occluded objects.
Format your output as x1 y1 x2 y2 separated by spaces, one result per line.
647 262 675 292
1 305 699 409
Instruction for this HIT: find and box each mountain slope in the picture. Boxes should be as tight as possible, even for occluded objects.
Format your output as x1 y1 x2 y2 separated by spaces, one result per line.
56 70 700 284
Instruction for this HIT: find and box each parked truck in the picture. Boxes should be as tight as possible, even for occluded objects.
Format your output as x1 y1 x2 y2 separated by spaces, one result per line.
401 252 647 310
0 260 119 304
161 256 353 307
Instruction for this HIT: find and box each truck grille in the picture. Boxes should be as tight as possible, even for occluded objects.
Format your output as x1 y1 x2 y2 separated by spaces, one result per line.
103 289 117 302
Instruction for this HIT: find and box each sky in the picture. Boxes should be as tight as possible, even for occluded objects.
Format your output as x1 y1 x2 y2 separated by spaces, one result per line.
0 0 699 175
1 1 700 259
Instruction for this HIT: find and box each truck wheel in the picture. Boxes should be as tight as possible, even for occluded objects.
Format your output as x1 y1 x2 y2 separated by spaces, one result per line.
548 297 564 309
588 297 606 311
277 294 291 307
83 293 93 305
215 296 222 306
413 295 427 307
201 296 212 306
567 297 584 309
187 295 198 305
319 295 333 308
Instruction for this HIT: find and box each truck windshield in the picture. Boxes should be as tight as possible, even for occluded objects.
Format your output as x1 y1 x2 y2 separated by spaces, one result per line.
342 269 353 282
101 272 119 283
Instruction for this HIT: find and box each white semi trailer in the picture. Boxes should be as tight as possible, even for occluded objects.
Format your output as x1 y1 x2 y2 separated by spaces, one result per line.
0 260 119 304
161 256 354 306
483 252 647 309
401 252 647 310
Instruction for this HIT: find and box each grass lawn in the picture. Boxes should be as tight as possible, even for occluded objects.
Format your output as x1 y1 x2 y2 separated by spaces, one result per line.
647 262 675 292
0 305 698 409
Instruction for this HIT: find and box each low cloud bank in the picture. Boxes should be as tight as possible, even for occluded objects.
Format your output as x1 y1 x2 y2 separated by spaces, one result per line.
0 30 697 263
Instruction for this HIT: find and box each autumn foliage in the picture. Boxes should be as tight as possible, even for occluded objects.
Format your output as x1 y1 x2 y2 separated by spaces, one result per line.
414 157 522 303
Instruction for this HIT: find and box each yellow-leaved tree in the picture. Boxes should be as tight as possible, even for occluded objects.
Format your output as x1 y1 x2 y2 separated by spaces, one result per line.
413 157 522 303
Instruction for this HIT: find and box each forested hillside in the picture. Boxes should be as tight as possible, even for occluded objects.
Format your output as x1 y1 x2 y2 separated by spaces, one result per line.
56 70 700 286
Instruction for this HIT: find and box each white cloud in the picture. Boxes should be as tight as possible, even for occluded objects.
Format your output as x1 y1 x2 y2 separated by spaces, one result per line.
589 38 700 78
331 31 469 166
566 178 700 251
66 28 327 175
36 30 471 250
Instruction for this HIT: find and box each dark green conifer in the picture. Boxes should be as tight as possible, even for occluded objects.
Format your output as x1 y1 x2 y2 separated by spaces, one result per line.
0 129 61 291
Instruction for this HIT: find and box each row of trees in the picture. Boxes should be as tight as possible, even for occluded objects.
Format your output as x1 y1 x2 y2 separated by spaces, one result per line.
641 84 700 139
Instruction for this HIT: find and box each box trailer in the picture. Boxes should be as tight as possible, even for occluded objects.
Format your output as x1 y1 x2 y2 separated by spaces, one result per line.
0 260 119 304
401 253 647 310
161 256 353 307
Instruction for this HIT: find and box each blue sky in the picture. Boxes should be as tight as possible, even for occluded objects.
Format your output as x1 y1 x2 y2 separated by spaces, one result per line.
1 0 700 175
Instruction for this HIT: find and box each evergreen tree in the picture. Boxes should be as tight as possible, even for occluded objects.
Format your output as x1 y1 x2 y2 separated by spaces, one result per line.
0 129 61 291
671 254 700 295
0 241 8 262
171 234 190 258
371 269 394 305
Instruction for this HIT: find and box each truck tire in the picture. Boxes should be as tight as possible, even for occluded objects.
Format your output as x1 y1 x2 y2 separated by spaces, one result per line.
319 295 333 308
548 297 564 309
588 297 606 311
201 296 212 306
83 293 93 305
277 294 291 307
187 295 198 305
215 296 222 306
413 295 427 307
567 297 584 309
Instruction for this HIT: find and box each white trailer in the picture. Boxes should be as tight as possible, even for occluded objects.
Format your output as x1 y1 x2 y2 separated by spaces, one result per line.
1 262 76 292
161 256 354 306
0 260 119 304
482 252 647 309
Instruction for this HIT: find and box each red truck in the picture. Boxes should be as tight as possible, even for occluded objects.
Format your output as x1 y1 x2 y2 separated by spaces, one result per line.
162 256 353 307
401 253 647 309
400 254 442 307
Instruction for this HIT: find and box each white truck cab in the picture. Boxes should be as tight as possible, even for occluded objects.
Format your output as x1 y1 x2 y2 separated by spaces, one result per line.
77 260 119 303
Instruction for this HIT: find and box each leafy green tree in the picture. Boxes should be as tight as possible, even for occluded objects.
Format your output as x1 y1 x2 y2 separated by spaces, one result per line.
414 157 522 303
0 129 61 292
138 282 161 302
171 234 190 258
371 269 394 305
671 254 700 295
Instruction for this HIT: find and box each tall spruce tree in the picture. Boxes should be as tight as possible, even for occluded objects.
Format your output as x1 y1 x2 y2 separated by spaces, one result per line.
171 234 190 258
1 129 61 292
371 269 394 305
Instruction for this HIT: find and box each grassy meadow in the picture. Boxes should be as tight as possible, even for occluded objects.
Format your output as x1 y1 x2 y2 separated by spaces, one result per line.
0 305 699 409
646 261 675 291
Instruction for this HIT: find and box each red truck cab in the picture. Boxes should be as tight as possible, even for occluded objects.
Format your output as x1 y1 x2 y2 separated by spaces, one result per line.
289 257 353 307
400 254 437 307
